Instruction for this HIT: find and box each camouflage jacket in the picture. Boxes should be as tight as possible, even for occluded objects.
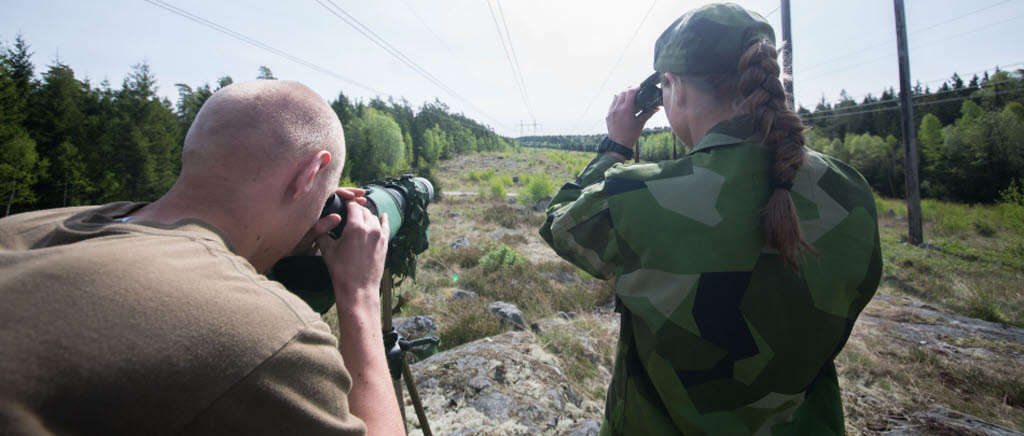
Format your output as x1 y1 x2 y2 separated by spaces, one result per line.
539 116 882 435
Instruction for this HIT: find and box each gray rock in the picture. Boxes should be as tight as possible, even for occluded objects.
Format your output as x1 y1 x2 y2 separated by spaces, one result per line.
392 316 439 361
451 238 470 250
531 322 543 334
392 315 438 340
558 312 571 321
451 289 478 300
489 302 527 330
534 195 554 212
918 242 942 250
408 331 597 435
567 419 601 436
883 405 1024 435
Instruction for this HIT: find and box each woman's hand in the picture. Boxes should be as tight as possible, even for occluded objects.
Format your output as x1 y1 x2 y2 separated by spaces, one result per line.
606 87 660 149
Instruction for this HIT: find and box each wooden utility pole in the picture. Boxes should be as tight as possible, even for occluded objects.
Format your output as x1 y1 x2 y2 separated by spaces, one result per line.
893 0 923 245
780 0 794 110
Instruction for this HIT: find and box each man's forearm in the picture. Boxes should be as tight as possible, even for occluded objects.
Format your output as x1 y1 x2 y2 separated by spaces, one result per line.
336 296 404 435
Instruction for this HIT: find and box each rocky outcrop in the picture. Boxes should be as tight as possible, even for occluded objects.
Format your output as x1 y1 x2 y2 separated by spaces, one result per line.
488 302 526 330
403 331 603 436
883 406 1024 435
859 294 1024 359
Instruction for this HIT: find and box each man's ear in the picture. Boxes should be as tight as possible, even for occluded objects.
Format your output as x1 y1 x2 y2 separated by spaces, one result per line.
290 151 332 200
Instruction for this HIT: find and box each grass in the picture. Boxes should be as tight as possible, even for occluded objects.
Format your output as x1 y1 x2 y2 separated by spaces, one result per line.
838 319 1024 433
874 194 1024 327
536 315 618 401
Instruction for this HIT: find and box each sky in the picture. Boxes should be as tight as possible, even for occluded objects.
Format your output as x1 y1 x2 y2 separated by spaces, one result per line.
3 0 1023 137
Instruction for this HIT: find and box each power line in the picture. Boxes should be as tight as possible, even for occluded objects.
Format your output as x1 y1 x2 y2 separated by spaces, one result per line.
143 0 382 95
803 11 1024 83
397 0 458 59
920 61 1024 86
764 6 780 18
570 0 659 133
801 0 1015 74
487 0 535 120
315 0 508 129
807 61 1024 109
811 76 1020 115
801 86 1024 122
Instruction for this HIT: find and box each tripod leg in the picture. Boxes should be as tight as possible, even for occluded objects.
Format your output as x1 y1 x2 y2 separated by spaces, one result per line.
402 356 432 436
393 377 407 434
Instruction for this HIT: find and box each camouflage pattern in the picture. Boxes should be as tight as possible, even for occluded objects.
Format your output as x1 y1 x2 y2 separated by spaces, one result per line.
654 3 775 75
539 116 882 435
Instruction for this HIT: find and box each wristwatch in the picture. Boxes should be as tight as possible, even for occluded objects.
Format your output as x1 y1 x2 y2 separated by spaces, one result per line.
598 136 634 160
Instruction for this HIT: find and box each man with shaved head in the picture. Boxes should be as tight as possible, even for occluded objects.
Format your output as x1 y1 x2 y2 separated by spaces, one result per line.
0 81 404 435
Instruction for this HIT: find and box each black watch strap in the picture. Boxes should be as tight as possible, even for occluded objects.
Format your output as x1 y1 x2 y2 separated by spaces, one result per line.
598 136 634 160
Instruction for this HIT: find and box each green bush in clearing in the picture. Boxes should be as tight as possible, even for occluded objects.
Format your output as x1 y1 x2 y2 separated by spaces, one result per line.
1001 179 1024 233
488 178 507 199
479 244 525 270
519 174 555 208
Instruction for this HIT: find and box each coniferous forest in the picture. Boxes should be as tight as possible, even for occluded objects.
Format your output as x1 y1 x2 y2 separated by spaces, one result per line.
520 69 1024 204
0 35 516 216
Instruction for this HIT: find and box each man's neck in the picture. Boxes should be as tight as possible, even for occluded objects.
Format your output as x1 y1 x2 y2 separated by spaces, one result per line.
131 188 275 273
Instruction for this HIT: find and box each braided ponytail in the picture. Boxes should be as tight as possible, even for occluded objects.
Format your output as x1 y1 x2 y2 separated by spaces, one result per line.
737 40 816 270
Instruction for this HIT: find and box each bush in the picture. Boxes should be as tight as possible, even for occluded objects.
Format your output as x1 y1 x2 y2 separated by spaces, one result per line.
488 178 507 199
1001 179 1024 233
479 244 525 270
519 174 554 208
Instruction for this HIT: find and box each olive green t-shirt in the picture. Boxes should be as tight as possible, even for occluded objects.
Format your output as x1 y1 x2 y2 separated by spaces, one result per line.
0 202 366 435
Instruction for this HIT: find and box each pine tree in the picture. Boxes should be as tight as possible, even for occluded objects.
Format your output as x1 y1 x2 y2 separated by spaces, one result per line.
257 66 277 80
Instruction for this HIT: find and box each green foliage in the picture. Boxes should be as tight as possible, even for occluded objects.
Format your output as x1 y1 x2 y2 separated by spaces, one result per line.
256 65 276 80
1000 179 1024 232
479 244 525 270
0 34 515 215
0 129 38 215
519 173 554 208
487 177 506 200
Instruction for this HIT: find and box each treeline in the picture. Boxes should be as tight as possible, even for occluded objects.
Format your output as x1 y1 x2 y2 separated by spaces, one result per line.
0 35 515 216
517 126 672 152
518 68 1024 204
800 69 1024 203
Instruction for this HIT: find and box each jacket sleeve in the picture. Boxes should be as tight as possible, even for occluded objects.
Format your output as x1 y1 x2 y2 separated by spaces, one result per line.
539 152 624 280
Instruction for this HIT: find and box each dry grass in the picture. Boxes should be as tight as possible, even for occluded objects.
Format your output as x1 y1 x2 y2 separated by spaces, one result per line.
839 296 1024 434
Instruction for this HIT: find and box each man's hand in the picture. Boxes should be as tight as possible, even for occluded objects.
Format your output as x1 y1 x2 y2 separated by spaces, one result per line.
314 192 404 435
316 200 390 302
289 187 368 257
606 87 660 149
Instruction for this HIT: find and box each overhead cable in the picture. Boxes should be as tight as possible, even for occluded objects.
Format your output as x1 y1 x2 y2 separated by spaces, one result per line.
143 0 382 94
801 0 1015 74
315 0 508 128
801 87 1024 122
569 0 659 133
487 0 535 120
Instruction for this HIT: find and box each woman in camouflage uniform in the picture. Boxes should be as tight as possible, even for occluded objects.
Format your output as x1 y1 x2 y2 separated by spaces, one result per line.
540 3 882 435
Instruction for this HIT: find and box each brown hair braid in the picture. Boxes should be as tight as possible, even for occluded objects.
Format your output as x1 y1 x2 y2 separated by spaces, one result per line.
737 40 816 270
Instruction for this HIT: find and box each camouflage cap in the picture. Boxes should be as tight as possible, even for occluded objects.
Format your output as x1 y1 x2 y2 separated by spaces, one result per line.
653 3 776 75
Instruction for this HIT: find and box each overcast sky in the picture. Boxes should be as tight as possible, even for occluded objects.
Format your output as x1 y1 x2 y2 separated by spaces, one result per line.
4 0 1023 137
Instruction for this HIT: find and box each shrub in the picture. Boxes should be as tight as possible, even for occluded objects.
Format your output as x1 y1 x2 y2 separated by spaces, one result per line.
1001 179 1024 233
488 178 507 199
519 174 554 208
479 244 525 270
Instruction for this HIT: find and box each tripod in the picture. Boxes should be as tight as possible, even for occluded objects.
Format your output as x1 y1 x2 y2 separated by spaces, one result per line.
381 272 435 435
